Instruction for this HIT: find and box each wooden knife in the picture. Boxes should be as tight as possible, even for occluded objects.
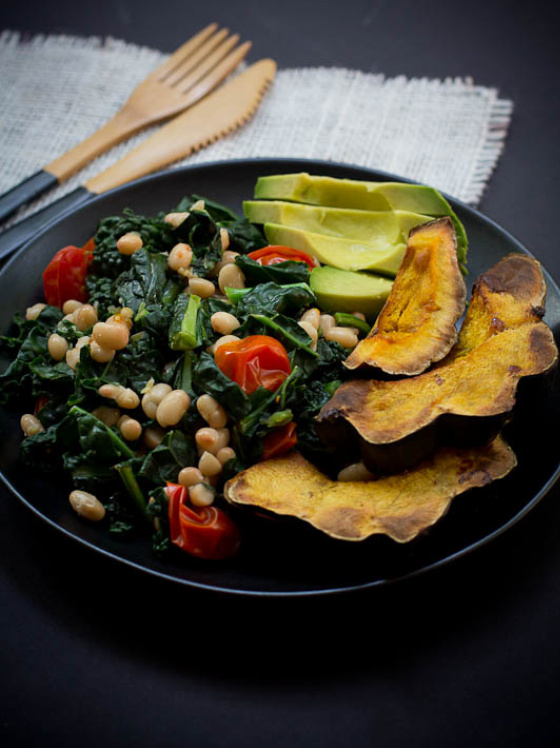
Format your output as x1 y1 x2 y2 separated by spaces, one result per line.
0 58 276 261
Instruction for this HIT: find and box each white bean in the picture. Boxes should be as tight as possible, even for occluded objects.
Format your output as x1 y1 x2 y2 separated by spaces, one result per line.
91 406 121 427
117 232 143 255
75 304 98 331
118 416 142 441
178 467 203 487
188 277 215 298
164 211 189 228
168 243 193 272
196 394 227 429
189 483 215 507
20 413 44 436
210 311 240 335
48 333 69 361
337 463 374 482
217 446 236 465
92 321 129 350
25 303 46 321
300 308 321 329
324 326 358 349
69 490 105 521
156 389 190 428
62 299 82 315
90 340 116 363
218 263 245 294
195 427 219 453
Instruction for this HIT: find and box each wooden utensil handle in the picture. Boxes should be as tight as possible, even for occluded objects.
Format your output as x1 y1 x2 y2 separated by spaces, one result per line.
45 110 140 183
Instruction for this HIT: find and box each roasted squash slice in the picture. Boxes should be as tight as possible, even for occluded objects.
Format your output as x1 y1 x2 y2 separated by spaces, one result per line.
224 437 516 543
317 254 558 473
345 217 467 375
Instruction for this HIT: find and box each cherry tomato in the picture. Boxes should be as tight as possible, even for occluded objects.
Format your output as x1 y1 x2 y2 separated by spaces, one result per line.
247 245 318 269
262 421 297 460
42 242 92 308
214 335 291 395
166 482 241 560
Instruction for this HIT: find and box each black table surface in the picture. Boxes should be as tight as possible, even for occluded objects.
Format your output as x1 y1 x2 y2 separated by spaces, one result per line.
2 1 560 746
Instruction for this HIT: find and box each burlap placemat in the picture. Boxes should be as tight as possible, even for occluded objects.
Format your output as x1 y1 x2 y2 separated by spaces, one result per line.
0 30 513 225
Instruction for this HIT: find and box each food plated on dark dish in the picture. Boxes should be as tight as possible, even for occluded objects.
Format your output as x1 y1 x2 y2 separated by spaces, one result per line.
1 159 558 596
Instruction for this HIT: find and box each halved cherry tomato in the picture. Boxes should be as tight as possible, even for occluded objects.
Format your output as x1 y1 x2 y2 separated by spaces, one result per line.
166 482 241 560
262 420 297 460
214 335 291 395
247 245 318 269
42 241 93 308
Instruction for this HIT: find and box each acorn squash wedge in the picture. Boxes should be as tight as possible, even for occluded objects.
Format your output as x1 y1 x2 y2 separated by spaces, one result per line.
224 437 516 543
316 253 558 474
344 217 467 375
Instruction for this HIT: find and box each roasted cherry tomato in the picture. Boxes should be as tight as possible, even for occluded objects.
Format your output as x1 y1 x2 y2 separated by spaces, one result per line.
42 242 92 308
262 420 297 460
247 245 318 269
214 335 291 395
166 482 241 560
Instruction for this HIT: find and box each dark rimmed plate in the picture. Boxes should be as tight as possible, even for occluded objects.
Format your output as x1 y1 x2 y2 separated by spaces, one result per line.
1 157 559 597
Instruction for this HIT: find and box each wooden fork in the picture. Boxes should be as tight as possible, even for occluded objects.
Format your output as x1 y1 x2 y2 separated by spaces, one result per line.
0 24 251 222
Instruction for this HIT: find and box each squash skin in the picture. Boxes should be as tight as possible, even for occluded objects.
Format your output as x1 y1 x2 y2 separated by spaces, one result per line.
224 437 517 543
316 254 558 474
344 217 467 375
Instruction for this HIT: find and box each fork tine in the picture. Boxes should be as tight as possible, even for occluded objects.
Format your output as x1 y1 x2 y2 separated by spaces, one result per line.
160 28 230 84
170 33 240 90
150 23 219 80
179 41 253 103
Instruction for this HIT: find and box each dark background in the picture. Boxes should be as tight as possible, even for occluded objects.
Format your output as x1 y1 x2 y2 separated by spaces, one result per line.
2 1 560 746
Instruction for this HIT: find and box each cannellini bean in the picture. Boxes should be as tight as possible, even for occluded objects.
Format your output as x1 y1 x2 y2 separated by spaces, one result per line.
300 308 321 329
217 446 236 465
188 277 215 298
319 314 336 333
91 406 121 427
298 320 318 348
195 427 219 453
351 311 367 321
168 243 193 272
118 416 142 441
92 321 129 350
149 382 173 402
215 428 230 451
98 383 120 400
337 462 375 482
143 426 165 449
212 334 240 353
65 347 81 370
90 340 116 363
218 263 245 294
117 232 143 255
116 387 140 410
189 483 215 507
219 227 230 251
20 413 44 436
210 311 240 335
156 389 190 428
48 333 69 361
178 466 204 487
141 397 158 420
324 326 358 349
69 489 105 521
25 303 46 321
164 211 189 228
62 299 82 315
196 394 227 429
75 304 98 331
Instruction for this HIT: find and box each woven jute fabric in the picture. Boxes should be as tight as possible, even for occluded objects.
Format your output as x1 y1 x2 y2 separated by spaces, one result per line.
0 30 513 225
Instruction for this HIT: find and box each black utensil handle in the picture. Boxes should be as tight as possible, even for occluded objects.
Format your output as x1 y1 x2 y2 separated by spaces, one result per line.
0 187 94 262
0 170 59 224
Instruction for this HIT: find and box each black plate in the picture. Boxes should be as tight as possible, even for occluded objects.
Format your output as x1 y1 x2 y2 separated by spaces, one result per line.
1 158 559 597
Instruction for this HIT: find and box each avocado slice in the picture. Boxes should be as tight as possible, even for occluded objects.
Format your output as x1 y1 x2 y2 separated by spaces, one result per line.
310 265 393 320
254 173 467 269
243 200 432 243
263 222 406 275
